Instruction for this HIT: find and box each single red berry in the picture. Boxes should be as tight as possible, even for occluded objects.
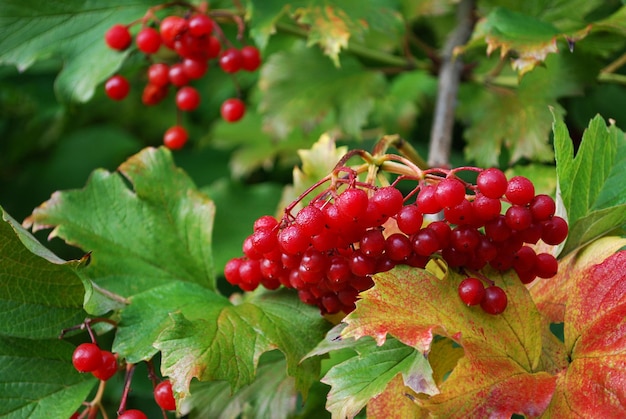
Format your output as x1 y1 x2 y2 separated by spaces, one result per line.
92 350 118 381
221 98 246 122
396 205 423 235
535 253 559 278
163 126 188 150
529 194 556 221
219 48 243 73
142 83 168 106
72 343 102 373
188 14 214 37
136 27 161 54
154 380 177 411
505 176 535 205
182 58 208 79
335 188 369 221
541 216 568 245
160 16 188 48
118 410 147 419
480 286 508 315
176 86 201 111
416 185 443 214
105 24 132 51
458 277 485 306
370 186 404 218
435 177 466 208
148 63 170 87
241 45 262 71
168 63 189 87
205 36 222 58
477 168 508 198
104 75 130 100
224 257 243 285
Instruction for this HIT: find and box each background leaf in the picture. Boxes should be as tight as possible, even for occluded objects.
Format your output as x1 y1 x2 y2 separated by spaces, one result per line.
0 207 85 339
0 336 96 418
0 0 153 103
553 114 626 255
25 147 216 310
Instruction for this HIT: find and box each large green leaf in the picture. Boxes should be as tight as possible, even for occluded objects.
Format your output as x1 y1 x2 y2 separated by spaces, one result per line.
154 288 331 398
0 336 96 418
259 42 387 138
0 207 86 339
553 114 626 255
25 147 216 311
0 0 153 103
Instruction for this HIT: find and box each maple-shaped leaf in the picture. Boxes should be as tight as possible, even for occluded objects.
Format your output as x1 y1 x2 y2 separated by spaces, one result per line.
553 113 626 256
259 42 386 139
24 147 216 313
153 288 330 400
528 236 626 323
543 250 626 416
342 265 558 417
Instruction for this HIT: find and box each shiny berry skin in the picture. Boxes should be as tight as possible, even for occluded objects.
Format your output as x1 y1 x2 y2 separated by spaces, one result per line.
221 98 246 122
92 350 118 381
142 83 168 106
505 176 535 205
219 48 243 73
480 286 508 315
135 27 161 54
188 14 214 37
241 46 262 71
435 177 466 208
148 63 170 87
541 216 568 245
154 380 177 411
160 16 187 48
477 168 508 198
105 24 132 50
458 277 485 306
176 86 201 111
168 63 189 87
182 58 208 79
118 410 147 419
72 343 102 372
163 126 188 150
104 75 130 101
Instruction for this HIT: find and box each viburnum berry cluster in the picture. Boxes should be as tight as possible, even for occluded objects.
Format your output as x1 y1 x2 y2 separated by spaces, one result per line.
225 146 568 316
63 319 177 419
103 1 261 150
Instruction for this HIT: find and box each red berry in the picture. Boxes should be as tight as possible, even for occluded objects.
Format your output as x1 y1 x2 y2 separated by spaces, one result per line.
396 205 423 235
241 46 262 71
435 177 466 208
535 253 558 278
154 380 177 411
224 258 243 285
104 75 130 101
142 83 168 106
136 27 161 54
416 185 442 214
477 168 507 199
176 86 201 111
92 350 118 381
221 98 246 122
163 126 188 150
205 36 222 58
72 343 102 372
370 186 404 218
219 48 243 73
160 16 187 48
480 286 507 315
182 58 208 79
105 24 132 51
529 194 556 221
541 216 568 245
169 63 189 87
458 277 485 306
505 176 535 205
118 410 148 419
148 63 170 87
188 14 214 37
505 205 533 230
336 188 369 221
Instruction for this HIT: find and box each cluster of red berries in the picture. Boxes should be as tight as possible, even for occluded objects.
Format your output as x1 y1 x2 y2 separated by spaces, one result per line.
224 166 568 315
103 3 261 150
69 332 176 418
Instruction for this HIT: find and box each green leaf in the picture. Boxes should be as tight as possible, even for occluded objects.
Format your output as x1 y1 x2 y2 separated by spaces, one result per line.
0 207 86 339
320 336 436 419
553 114 626 255
0 0 153 103
0 336 96 418
114 282 228 363
259 42 387 138
25 147 217 310
154 289 331 398
188 351 299 419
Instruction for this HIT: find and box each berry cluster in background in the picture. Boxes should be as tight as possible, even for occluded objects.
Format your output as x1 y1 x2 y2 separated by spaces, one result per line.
103 2 261 150
225 163 568 316
64 319 176 419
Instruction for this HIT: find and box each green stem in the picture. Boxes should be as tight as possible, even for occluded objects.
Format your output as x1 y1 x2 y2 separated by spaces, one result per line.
598 72 626 85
